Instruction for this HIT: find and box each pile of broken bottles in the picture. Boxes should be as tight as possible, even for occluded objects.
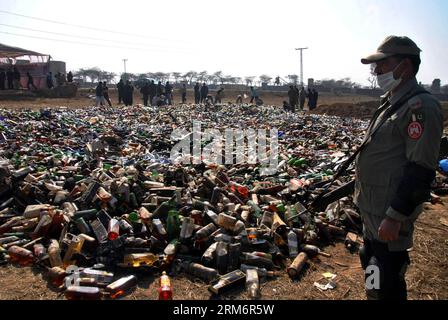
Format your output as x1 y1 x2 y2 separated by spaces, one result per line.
0 105 370 299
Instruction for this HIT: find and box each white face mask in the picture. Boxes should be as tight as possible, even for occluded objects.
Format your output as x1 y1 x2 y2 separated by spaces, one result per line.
374 61 404 92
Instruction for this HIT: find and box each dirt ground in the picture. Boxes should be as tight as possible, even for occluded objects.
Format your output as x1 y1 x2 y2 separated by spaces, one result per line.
0 91 446 300
0 88 376 110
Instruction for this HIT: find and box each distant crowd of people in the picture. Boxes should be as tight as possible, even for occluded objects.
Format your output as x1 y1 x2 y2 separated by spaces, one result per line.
284 85 319 112
0 68 73 91
92 78 318 111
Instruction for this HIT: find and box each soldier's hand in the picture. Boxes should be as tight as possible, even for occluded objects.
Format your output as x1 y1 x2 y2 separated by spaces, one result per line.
378 217 401 242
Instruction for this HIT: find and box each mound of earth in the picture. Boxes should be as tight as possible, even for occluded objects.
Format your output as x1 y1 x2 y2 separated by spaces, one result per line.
312 101 379 118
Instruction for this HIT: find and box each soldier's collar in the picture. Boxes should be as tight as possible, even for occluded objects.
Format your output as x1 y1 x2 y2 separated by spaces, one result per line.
389 78 418 106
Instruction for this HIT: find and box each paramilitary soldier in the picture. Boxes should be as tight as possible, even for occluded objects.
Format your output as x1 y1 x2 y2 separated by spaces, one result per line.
354 35 443 300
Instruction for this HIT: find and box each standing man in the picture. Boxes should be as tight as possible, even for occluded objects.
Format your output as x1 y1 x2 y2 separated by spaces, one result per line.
46 72 54 89
6 68 14 90
102 82 112 107
123 80 134 106
0 69 6 90
140 81 150 106
12 67 21 89
149 80 157 106
165 81 173 105
355 36 443 300
67 71 73 83
249 86 257 103
299 86 306 110
312 88 319 109
194 82 200 104
117 78 125 104
307 88 314 110
180 83 187 104
200 83 208 104
95 82 106 107
26 72 37 90
156 81 164 96
215 87 224 104
288 85 298 113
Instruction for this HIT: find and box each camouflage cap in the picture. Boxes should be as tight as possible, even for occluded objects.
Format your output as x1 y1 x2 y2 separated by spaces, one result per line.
361 35 421 64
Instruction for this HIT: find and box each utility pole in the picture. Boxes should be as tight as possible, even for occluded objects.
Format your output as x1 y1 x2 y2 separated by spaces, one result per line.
295 47 308 86
122 58 128 79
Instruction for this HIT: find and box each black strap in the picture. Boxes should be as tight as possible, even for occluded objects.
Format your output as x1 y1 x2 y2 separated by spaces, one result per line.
311 89 429 209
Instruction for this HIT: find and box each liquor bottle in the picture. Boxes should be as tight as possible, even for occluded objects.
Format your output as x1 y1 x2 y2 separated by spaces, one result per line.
65 286 102 300
181 261 219 283
208 270 246 295
179 217 194 241
246 269 260 299
287 230 298 258
194 223 217 241
158 271 173 300
7 245 34 266
48 239 63 267
215 241 228 275
107 218 120 241
105 275 138 299
287 252 308 278
202 242 217 266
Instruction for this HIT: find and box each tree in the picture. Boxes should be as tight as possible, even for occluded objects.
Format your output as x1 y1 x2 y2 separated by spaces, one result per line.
73 68 89 83
197 71 208 84
78 67 102 83
125 73 138 82
367 75 377 89
214 71 225 85
207 74 217 85
99 71 117 83
154 72 168 83
431 79 441 93
245 76 255 86
171 72 181 84
259 74 273 85
226 76 238 85
183 71 197 85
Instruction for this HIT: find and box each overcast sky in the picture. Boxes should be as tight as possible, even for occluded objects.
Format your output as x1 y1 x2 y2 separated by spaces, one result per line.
1 0 447 86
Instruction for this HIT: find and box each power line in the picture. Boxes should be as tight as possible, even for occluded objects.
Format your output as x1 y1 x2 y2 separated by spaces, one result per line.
0 23 189 50
0 31 191 53
0 9 188 43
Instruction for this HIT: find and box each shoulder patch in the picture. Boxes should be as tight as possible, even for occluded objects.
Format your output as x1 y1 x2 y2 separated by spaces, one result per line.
407 121 423 139
408 96 422 110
